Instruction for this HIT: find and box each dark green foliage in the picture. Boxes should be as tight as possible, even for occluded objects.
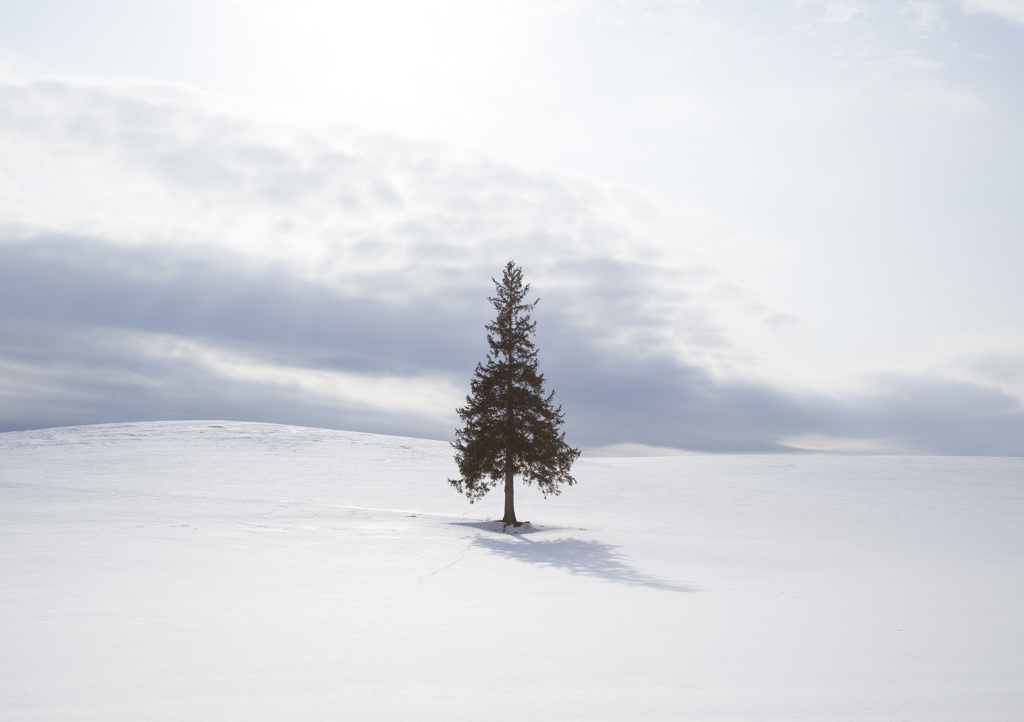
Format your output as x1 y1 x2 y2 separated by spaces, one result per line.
449 261 580 524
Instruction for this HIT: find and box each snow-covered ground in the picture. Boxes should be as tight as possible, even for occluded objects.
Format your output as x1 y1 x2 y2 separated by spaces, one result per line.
2 421 1022 720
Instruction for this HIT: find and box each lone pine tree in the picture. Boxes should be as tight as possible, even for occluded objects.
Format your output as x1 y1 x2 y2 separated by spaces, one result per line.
449 261 580 525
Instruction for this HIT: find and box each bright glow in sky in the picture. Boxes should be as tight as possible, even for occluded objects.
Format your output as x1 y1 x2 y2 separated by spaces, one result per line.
1 0 1022 453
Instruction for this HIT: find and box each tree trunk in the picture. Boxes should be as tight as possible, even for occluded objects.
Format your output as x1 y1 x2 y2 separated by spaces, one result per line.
502 465 517 524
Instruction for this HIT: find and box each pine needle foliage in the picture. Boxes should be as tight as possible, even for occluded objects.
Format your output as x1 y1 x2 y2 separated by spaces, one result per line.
449 261 581 524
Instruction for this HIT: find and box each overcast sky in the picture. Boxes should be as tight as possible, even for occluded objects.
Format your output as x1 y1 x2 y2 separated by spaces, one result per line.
1 0 1023 454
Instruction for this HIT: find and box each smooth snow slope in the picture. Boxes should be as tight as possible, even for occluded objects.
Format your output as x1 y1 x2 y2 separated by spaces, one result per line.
1 421 1022 721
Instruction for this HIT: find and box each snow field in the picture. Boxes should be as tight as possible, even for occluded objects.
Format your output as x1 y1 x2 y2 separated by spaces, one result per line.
1 421 1022 720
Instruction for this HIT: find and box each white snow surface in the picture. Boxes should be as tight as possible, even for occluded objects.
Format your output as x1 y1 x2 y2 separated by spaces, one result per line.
2 421 1022 721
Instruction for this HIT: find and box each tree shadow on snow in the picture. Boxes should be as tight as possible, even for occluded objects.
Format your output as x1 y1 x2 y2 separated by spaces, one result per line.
467 532 696 593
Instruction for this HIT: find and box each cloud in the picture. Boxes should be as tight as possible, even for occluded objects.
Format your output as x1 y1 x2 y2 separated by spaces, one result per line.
961 0 1024 26
846 374 1024 455
0 74 1022 455
902 1 947 35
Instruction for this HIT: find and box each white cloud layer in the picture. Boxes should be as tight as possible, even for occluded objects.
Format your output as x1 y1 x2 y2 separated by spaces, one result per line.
0 75 776 374
146 335 462 424
961 0 1024 25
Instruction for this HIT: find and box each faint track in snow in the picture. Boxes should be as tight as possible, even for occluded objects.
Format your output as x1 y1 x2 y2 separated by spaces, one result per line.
319 503 485 523
417 541 473 584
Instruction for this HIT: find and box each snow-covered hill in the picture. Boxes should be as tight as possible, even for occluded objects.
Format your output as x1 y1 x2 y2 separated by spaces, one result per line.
2 421 1022 720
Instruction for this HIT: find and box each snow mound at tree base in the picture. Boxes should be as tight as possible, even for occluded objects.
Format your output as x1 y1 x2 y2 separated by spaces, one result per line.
495 520 532 532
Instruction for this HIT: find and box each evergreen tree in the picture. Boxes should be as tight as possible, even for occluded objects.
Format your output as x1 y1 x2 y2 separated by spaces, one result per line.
450 261 581 525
